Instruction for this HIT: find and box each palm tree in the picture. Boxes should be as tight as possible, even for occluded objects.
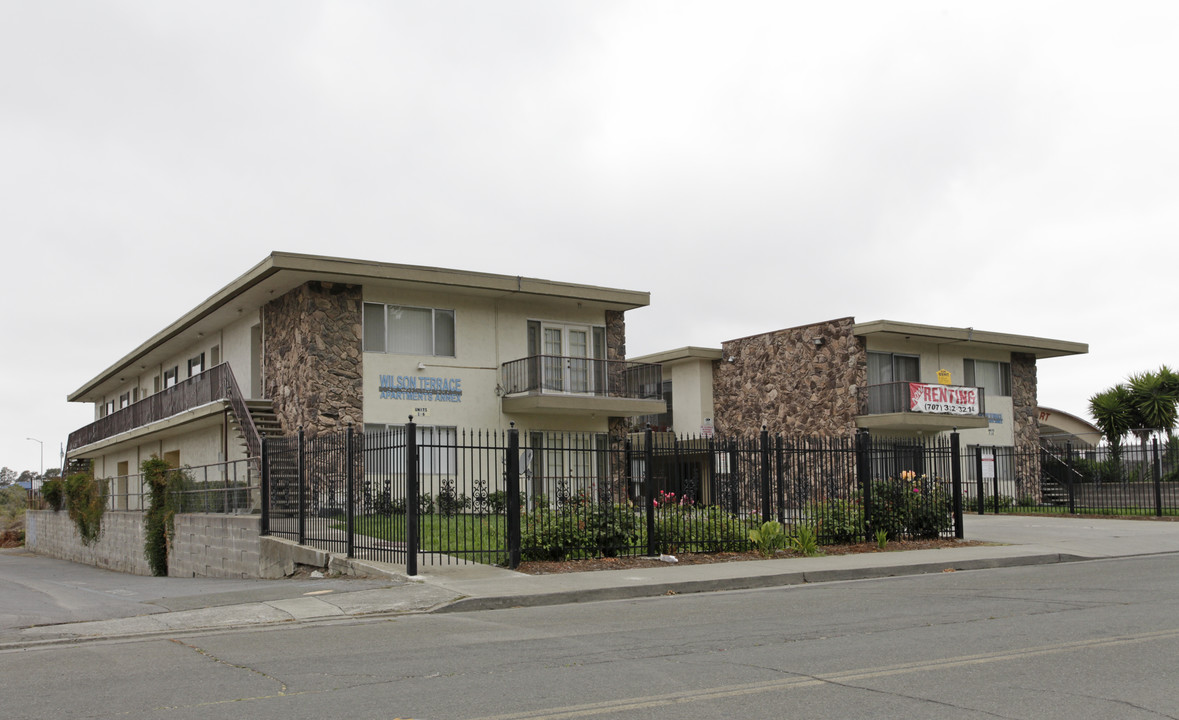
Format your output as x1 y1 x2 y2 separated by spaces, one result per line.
1089 384 1134 480
1128 368 1179 441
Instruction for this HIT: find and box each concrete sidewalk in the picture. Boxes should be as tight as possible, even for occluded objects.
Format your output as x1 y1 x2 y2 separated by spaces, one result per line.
6 514 1179 648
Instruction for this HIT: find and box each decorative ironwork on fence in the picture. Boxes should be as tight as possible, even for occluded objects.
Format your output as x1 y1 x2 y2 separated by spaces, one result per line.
261 423 969 572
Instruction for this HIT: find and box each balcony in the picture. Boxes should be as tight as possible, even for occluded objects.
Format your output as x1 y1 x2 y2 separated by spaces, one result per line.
500 355 666 417
67 363 259 457
856 381 989 433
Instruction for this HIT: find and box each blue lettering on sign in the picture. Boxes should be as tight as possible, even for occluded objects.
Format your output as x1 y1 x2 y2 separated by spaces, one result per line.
985 413 1003 424
378 375 463 402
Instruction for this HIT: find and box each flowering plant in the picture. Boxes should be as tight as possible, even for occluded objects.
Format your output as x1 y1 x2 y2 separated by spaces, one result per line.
869 471 951 540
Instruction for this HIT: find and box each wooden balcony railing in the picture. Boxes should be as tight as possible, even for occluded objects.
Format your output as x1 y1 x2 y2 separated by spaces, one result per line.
67 363 261 458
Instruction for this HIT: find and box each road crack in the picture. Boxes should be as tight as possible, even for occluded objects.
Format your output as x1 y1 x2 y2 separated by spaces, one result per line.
168 639 289 695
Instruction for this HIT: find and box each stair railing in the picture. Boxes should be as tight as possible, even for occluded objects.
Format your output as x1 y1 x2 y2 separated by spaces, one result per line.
220 364 262 461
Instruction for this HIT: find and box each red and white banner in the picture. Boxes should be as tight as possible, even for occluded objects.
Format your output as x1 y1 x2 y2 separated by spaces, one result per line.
909 383 979 415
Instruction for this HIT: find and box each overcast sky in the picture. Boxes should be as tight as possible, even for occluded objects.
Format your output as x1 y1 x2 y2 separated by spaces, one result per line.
3 1 1177 473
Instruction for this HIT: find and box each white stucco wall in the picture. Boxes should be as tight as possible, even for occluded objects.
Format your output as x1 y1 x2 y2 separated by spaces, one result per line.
362 288 615 433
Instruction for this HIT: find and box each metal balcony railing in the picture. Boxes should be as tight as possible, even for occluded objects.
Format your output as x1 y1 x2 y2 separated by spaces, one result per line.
860 381 987 417
500 355 662 400
67 363 261 458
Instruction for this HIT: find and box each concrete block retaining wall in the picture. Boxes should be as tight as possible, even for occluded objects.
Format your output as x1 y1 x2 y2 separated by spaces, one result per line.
26 510 266 578
169 514 264 578
25 510 152 575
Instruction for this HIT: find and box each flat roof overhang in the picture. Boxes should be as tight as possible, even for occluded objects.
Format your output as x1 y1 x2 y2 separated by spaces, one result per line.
853 320 1088 360
629 346 723 366
502 395 666 417
70 252 652 403
855 412 989 433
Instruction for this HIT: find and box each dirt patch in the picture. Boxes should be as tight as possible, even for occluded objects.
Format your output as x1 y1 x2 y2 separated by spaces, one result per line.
515 538 989 575
0 529 25 548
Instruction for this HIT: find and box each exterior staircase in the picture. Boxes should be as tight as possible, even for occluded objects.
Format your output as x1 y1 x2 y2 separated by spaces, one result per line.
229 399 284 453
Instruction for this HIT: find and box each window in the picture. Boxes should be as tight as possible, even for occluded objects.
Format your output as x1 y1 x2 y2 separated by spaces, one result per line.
964 359 1011 397
188 353 205 377
363 302 455 357
868 352 920 385
119 392 131 409
363 423 457 476
163 366 179 388
526 320 606 393
102 400 115 417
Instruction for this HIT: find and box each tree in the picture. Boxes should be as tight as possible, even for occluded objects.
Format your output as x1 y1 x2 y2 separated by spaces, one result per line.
1128 368 1179 439
16 470 40 488
1090 384 1134 443
0 467 15 487
1090 367 1179 482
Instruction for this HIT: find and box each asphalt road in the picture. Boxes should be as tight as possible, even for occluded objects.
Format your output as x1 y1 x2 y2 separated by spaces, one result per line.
3 553 1178 719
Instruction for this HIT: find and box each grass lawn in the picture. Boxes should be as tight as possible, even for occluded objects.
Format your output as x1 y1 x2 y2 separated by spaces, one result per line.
351 514 510 563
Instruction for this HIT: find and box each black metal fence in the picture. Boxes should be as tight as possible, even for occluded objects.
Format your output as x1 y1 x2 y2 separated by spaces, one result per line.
966 438 1179 517
261 423 968 572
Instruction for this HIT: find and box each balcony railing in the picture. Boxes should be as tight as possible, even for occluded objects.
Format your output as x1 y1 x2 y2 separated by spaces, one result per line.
501 355 663 400
860 381 987 417
67 363 260 457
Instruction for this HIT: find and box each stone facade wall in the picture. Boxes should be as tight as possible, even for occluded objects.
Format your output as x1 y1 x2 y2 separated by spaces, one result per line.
263 281 364 437
169 514 262 578
605 310 625 362
1011 352 1041 500
712 318 866 437
606 309 631 441
26 510 152 575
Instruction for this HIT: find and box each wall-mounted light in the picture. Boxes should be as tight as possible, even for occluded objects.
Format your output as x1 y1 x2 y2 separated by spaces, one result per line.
417 362 426 371
812 338 824 347
726 356 736 363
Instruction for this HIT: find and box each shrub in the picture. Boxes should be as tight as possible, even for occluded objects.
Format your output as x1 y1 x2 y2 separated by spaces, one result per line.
486 490 524 515
64 473 107 546
520 507 586 561
590 503 639 557
41 478 65 512
520 502 640 560
868 472 951 540
810 498 864 544
142 456 173 576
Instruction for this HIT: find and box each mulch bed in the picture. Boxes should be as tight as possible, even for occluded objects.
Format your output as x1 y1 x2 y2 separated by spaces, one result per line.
515 538 988 575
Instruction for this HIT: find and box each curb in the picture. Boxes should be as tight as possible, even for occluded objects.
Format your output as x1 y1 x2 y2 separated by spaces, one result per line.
433 553 1084 613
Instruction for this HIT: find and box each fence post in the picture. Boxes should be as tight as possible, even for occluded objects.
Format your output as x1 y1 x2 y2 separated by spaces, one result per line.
624 437 633 503
345 425 355 559
951 430 964 539
728 439 740 517
260 433 270 536
775 435 785 525
1066 442 1076 514
297 426 306 546
506 423 521 569
993 446 1001 507
645 426 656 557
406 417 419 577
975 446 985 515
760 426 771 524
856 430 871 542
1153 437 1163 517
